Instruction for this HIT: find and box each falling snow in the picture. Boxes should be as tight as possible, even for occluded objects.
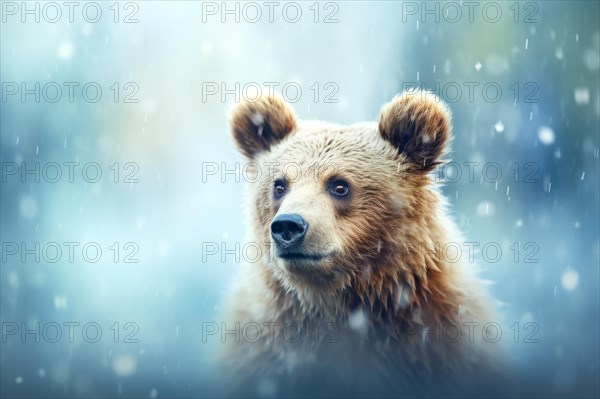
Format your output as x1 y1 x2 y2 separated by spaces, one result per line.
476 201 495 217
112 355 137 378
348 309 368 334
561 268 580 291
53 295 68 310
574 88 590 105
57 41 74 61
538 126 556 145
494 121 505 133
250 112 264 127
0 3 598 398
19 196 38 220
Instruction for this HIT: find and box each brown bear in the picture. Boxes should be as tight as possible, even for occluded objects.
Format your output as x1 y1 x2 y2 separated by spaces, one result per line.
218 89 503 397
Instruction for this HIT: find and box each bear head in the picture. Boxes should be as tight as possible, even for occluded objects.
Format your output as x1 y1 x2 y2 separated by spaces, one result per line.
229 89 452 306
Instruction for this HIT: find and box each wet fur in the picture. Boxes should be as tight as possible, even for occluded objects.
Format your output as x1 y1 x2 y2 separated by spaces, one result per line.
219 91 501 397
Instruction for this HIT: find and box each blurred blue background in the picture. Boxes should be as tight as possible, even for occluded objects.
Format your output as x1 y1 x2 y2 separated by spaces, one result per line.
1 1 598 397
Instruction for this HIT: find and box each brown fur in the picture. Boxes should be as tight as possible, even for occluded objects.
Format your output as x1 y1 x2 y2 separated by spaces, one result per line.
230 92 297 158
379 89 452 172
220 90 501 397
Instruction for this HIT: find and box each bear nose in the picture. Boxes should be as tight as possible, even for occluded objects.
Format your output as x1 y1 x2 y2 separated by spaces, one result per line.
271 214 308 246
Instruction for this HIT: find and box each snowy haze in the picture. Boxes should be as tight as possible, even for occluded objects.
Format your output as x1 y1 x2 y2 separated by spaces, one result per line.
1 1 599 397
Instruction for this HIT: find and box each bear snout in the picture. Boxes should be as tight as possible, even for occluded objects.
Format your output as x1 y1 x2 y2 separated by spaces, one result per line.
271 213 308 247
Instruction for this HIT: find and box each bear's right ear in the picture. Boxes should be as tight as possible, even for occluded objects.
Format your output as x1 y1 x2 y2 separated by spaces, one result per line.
230 93 297 159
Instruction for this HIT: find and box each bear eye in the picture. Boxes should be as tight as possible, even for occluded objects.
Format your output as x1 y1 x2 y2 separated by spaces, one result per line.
274 180 287 199
330 180 350 197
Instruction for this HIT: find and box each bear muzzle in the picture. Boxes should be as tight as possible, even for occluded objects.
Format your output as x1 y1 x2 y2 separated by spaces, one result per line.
271 213 333 263
271 213 308 248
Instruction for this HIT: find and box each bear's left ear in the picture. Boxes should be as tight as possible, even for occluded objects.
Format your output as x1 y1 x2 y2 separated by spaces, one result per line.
230 93 297 159
378 90 452 172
